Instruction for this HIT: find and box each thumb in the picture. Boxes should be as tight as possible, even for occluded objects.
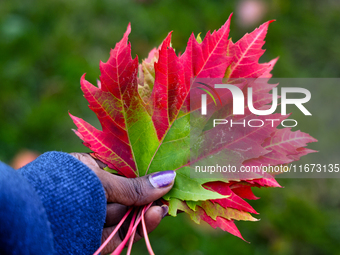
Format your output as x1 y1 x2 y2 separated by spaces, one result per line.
102 171 176 206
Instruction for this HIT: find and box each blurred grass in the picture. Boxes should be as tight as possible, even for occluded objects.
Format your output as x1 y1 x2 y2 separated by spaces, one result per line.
1 0 340 254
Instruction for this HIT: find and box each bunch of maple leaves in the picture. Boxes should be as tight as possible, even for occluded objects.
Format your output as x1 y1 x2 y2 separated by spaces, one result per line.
70 14 316 254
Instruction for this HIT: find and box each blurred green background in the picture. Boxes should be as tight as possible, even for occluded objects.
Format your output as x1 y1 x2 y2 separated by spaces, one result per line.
1 0 340 254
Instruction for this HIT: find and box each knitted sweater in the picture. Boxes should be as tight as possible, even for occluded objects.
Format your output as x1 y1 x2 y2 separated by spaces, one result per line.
0 151 106 255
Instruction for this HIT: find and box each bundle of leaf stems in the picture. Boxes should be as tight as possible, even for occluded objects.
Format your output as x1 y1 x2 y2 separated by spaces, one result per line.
93 202 154 255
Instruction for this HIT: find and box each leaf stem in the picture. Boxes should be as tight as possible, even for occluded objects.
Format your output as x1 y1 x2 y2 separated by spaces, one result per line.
111 209 138 255
126 227 137 255
126 210 141 255
115 203 153 255
141 206 155 255
93 207 133 255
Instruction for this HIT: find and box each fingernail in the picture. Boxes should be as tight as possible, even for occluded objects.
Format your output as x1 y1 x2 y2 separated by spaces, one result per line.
149 170 176 188
161 205 169 218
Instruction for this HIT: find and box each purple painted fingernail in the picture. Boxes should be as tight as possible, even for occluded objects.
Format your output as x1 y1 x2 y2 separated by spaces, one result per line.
149 170 176 188
161 205 169 218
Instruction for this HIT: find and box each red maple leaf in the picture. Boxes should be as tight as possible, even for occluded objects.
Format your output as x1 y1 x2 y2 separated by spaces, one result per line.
70 14 317 250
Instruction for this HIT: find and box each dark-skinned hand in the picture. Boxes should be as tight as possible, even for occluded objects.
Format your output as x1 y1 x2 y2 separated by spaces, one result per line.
70 153 175 254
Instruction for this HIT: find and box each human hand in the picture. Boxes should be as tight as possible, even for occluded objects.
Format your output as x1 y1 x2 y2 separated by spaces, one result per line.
70 153 175 254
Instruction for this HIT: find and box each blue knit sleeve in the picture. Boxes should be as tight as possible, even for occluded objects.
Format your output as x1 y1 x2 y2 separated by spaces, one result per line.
17 151 107 254
0 161 55 255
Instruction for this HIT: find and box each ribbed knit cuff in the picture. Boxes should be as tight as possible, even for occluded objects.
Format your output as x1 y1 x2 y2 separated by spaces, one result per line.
18 151 106 254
